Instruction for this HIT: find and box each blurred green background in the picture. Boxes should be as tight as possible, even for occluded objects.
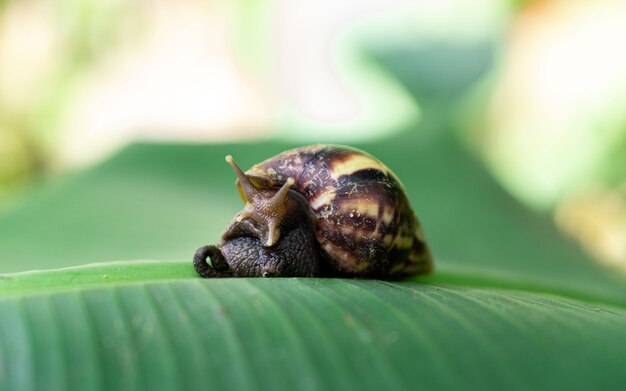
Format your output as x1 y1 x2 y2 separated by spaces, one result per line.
1 0 625 275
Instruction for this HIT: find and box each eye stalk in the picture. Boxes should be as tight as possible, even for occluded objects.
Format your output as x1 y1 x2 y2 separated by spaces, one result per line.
225 155 296 247
226 155 259 203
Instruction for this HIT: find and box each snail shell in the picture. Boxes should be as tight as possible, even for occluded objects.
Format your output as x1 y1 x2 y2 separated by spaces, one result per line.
238 145 432 277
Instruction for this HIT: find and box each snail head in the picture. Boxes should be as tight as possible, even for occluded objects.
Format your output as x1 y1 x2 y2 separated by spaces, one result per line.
225 155 299 247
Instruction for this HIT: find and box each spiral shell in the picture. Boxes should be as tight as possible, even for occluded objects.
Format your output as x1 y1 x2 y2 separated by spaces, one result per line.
238 145 432 277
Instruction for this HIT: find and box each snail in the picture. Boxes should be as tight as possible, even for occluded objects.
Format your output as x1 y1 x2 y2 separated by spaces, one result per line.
193 145 432 279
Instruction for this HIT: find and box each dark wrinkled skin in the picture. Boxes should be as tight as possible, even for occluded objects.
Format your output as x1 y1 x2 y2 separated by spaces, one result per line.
194 191 322 278
221 226 320 277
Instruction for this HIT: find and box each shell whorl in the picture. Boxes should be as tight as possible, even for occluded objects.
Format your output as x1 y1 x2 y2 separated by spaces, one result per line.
239 145 432 277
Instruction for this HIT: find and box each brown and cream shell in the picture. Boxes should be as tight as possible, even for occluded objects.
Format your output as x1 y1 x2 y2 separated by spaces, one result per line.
238 145 432 278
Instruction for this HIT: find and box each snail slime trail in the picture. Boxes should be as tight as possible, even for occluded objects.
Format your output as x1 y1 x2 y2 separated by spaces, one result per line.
194 145 433 279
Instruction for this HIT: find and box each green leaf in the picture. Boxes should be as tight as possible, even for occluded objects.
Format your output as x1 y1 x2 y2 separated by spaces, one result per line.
1 264 625 390
0 261 194 298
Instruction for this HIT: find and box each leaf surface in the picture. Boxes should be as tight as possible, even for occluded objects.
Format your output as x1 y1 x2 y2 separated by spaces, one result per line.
1 267 625 391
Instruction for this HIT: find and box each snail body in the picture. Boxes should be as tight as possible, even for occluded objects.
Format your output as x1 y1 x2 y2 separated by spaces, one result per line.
194 145 432 279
